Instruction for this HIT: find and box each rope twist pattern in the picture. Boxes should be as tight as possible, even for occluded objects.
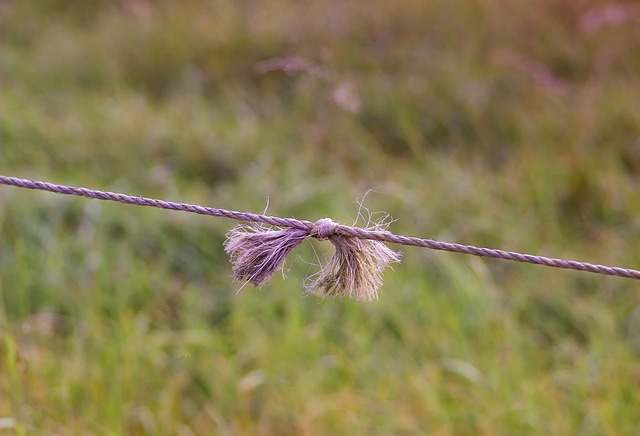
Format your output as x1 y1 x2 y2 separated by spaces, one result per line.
1 174 639 298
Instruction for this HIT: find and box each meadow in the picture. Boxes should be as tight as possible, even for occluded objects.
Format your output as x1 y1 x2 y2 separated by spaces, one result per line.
1 0 640 434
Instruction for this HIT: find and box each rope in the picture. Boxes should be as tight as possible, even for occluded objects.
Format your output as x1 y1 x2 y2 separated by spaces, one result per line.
1 174 639 282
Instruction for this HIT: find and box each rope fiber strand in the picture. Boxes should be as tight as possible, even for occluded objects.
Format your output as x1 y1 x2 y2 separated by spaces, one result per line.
1 175 639 300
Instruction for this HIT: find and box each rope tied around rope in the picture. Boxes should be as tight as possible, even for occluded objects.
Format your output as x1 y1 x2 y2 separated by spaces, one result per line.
1 174 639 301
311 218 339 239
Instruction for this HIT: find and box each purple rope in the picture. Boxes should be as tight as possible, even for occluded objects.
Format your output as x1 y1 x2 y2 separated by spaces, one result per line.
0 175 313 230
1 174 639 281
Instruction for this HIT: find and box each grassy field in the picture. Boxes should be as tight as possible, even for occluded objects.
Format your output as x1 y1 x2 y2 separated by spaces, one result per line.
2 0 640 434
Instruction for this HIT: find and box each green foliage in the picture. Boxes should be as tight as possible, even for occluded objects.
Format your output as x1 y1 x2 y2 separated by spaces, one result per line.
1 0 640 433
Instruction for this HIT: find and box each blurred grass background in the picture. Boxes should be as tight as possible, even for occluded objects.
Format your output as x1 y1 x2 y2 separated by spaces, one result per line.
1 0 640 434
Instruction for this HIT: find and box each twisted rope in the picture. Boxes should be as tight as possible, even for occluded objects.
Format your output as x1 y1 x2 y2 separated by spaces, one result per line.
1 174 639 283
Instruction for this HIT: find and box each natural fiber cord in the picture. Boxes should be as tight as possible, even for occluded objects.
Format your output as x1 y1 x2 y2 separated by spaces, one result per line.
1 175 639 300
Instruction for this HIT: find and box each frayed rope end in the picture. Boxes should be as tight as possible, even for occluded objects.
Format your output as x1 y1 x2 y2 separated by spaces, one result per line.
224 218 401 301
224 225 309 287
305 236 401 302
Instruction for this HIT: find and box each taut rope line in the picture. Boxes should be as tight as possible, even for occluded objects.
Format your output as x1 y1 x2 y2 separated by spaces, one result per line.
1 175 638 300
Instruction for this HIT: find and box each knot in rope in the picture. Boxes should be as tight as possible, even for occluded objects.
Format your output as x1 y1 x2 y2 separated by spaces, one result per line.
2 174 640 299
312 218 339 239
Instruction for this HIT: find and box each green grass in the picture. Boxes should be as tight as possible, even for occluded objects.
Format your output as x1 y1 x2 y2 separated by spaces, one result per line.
2 0 640 434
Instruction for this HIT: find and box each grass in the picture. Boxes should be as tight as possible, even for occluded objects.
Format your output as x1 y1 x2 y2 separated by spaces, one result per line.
1 0 640 434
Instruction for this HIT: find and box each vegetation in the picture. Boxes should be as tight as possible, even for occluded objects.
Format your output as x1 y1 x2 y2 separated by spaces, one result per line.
1 0 640 433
